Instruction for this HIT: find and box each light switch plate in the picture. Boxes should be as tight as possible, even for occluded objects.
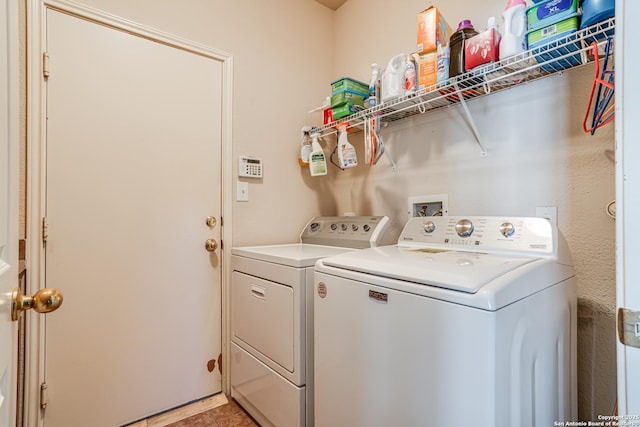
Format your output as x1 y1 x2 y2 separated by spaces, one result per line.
237 181 249 202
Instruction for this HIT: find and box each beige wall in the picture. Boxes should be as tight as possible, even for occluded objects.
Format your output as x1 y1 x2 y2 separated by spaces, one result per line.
330 0 616 421
21 0 616 421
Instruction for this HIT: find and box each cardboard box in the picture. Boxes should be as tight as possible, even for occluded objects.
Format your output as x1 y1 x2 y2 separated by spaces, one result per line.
419 48 450 90
417 6 453 55
464 28 500 71
418 52 437 90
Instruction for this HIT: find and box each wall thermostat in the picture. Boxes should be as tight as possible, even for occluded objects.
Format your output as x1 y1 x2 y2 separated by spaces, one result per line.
238 156 263 178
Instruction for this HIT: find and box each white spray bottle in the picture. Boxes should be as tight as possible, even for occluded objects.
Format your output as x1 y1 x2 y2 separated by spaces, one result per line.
336 122 357 169
309 132 327 177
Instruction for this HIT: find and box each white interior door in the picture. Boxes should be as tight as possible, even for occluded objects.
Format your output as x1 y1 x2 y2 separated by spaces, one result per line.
616 0 640 417
0 0 19 425
43 8 224 426
0 0 18 427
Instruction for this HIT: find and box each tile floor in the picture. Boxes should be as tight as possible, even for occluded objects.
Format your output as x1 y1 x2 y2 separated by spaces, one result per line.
128 394 258 427
163 399 258 427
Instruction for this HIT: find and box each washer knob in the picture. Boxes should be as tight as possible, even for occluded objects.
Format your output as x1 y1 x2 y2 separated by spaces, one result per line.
455 219 474 237
352 224 359 231
310 222 321 232
330 223 338 231
363 224 371 232
423 221 435 233
499 222 515 238
341 223 348 231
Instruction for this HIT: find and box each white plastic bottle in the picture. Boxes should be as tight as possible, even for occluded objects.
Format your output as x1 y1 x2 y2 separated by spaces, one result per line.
309 132 327 177
499 0 527 61
381 54 406 103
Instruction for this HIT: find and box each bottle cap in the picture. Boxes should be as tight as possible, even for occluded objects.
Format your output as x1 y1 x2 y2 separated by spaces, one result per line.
505 0 526 8
456 20 474 31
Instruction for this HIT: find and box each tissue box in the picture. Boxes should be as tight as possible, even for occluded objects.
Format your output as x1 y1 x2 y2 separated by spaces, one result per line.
417 6 452 55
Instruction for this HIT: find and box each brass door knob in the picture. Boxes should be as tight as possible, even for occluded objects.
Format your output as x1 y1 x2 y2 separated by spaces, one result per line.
205 239 218 252
12 287 64 321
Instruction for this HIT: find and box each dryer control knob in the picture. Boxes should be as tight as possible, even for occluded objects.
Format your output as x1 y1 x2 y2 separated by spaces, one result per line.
499 222 515 238
455 219 474 237
423 221 436 233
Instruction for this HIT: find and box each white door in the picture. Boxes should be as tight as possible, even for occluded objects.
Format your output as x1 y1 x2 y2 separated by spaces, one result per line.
43 9 224 426
616 0 640 417
0 0 19 425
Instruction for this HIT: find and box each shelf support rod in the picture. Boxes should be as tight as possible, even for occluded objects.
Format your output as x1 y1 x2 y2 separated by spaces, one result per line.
453 82 487 157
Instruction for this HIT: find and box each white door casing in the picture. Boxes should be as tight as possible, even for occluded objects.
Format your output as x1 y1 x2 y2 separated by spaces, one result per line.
0 0 19 425
25 1 234 425
616 0 640 417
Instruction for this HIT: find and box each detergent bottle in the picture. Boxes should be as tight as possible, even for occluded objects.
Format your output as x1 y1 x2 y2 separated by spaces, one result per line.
499 0 528 60
449 20 478 78
309 132 327 177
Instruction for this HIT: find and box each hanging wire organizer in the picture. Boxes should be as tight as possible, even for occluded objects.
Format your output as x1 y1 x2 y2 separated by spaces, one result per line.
313 17 615 157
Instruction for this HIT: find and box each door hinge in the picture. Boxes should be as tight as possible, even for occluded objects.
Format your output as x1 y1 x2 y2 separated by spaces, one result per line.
618 308 640 348
43 52 50 78
220 239 224 250
220 216 224 227
40 382 48 410
42 217 49 243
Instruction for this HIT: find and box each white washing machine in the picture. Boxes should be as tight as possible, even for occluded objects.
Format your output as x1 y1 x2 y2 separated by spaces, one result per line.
314 216 577 427
230 216 392 427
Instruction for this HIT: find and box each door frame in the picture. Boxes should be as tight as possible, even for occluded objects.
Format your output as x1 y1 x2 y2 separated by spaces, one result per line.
615 0 640 416
24 1 234 425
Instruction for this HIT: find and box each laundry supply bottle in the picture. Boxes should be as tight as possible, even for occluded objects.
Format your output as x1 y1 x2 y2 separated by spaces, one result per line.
499 0 528 61
381 54 406 103
449 20 478 78
487 16 501 59
367 63 380 108
309 132 327 177
298 128 312 167
404 53 419 95
336 122 357 169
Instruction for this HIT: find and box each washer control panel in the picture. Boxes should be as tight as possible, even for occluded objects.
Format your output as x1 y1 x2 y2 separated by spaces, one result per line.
399 216 555 255
301 216 392 249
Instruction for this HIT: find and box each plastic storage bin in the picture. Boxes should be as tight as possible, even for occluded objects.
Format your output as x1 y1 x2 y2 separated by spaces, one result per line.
527 0 579 31
528 14 581 72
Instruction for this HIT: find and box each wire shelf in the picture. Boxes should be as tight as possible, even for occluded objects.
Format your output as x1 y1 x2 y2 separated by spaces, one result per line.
314 17 615 138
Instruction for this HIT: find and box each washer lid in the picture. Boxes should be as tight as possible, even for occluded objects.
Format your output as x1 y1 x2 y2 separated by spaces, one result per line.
231 243 354 268
321 245 538 293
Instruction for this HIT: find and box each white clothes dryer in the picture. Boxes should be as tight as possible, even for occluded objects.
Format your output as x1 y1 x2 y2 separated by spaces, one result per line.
314 216 577 427
230 216 391 427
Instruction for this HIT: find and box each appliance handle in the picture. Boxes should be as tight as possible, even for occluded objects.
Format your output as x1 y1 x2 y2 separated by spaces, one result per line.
251 286 266 299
